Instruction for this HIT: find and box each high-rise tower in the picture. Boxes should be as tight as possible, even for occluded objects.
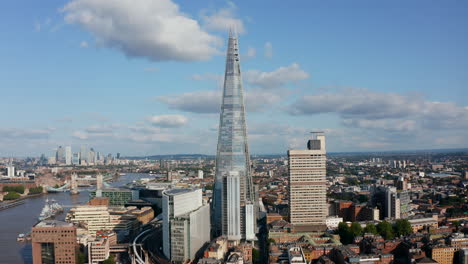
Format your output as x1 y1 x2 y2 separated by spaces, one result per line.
213 32 256 241
288 132 327 232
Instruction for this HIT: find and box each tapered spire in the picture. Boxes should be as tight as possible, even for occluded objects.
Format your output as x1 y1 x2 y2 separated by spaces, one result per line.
212 34 256 241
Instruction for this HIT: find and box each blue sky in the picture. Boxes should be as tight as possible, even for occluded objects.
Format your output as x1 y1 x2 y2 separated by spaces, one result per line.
1 0 467 156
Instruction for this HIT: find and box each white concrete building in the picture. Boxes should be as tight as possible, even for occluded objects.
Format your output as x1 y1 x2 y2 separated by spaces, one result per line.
162 188 211 263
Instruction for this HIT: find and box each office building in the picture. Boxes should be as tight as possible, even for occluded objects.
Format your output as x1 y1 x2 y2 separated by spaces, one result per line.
7 165 15 177
213 32 256 241
31 220 77 264
80 145 88 165
198 169 204 179
65 146 72 165
89 188 133 206
72 152 80 165
288 132 327 231
56 146 65 164
163 189 211 263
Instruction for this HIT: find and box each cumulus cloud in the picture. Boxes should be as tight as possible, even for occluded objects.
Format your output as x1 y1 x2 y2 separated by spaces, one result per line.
158 88 287 114
0 128 53 140
289 88 468 131
62 0 221 61
147 115 188 127
245 63 309 88
201 2 245 34
158 91 220 114
264 42 273 58
245 47 256 58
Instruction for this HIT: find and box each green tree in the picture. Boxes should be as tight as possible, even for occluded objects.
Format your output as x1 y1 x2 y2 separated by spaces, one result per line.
204 184 213 191
363 223 378 234
377 221 394 240
3 185 25 194
252 248 260 264
394 219 412 236
337 222 353 244
28 186 43 194
76 251 85 264
102 255 116 264
3 192 21 200
350 222 363 237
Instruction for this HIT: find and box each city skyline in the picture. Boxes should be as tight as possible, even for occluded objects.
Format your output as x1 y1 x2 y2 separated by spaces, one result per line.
1 0 468 156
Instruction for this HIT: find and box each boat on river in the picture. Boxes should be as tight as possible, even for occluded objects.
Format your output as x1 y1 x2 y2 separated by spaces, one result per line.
38 199 63 221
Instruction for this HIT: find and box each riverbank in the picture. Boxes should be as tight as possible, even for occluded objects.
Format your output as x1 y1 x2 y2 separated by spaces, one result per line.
0 193 45 211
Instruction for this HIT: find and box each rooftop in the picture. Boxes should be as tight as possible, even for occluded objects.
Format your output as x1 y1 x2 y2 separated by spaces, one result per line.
35 220 73 228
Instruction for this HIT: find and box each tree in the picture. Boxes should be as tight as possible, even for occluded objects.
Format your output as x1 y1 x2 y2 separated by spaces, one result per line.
3 185 25 194
103 255 116 264
394 219 412 236
3 192 21 200
350 222 363 237
363 223 378 234
252 248 260 264
377 221 394 240
76 251 86 264
338 222 353 244
29 186 43 194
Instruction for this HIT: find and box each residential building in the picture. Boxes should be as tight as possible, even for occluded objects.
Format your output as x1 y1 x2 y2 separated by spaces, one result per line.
288 133 327 232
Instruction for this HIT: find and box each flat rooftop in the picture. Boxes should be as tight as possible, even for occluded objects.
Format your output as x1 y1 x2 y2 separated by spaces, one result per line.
35 220 73 228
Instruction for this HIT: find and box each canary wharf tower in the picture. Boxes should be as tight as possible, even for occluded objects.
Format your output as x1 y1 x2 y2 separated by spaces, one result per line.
212 32 256 241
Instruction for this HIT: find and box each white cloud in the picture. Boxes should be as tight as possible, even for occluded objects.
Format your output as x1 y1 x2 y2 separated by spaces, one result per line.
264 42 273 58
62 0 221 61
245 63 309 88
201 2 245 34
144 67 159 72
72 131 88 140
158 88 288 114
80 41 88 48
147 114 188 127
290 88 468 132
158 91 220 114
245 47 256 58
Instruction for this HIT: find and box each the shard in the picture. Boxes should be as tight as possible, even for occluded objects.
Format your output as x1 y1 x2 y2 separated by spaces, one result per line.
212 32 256 241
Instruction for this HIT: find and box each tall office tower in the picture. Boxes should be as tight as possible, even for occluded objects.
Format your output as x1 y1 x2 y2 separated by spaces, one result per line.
80 145 88 165
65 146 72 165
89 148 96 165
213 32 256 241
56 146 65 164
162 189 211 262
7 165 15 177
72 153 80 165
288 132 327 232
32 220 77 264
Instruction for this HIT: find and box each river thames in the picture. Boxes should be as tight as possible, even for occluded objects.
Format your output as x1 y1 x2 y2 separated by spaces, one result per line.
0 173 147 264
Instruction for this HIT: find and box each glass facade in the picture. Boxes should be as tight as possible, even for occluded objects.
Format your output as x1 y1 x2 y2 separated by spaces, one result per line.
213 33 255 240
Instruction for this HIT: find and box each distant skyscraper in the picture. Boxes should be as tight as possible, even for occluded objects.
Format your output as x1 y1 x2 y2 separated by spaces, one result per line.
288 132 327 232
80 145 87 165
213 32 256 241
56 146 65 164
65 146 72 165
